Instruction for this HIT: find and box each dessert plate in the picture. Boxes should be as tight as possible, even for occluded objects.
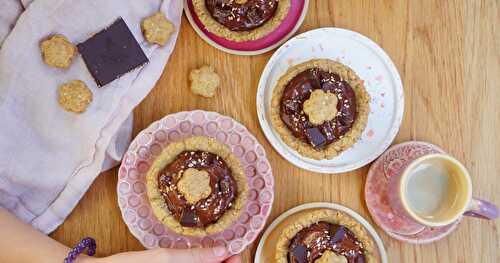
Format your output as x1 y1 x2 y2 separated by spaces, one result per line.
117 110 274 254
255 202 388 263
183 0 309 55
256 27 404 173
365 141 462 244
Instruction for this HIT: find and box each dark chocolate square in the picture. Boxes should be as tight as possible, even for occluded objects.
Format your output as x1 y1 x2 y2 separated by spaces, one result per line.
306 127 327 148
77 18 148 87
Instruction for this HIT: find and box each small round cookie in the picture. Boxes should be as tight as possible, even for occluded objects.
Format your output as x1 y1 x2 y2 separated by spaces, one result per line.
189 65 221 98
192 0 291 42
147 136 248 236
275 209 378 263
40 34 76 69
141 12 175 46
271 59 370 160
58 80 93 113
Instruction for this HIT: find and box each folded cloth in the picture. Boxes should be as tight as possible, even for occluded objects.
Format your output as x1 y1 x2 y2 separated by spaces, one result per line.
0 0 182 233
0 0 23 46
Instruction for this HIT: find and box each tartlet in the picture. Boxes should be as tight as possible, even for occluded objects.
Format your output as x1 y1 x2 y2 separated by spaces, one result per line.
271 59 370 160
192 0 291 42
147 136 248 236
275 209 379 263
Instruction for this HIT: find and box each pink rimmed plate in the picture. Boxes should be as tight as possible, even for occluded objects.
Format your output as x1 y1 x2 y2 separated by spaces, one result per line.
183 0 309 55
117 110 274 254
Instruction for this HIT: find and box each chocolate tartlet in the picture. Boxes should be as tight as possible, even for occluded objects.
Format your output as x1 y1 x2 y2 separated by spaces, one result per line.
192 0 291 42
147 136 248 236
275 209 378 263
271 59 370 160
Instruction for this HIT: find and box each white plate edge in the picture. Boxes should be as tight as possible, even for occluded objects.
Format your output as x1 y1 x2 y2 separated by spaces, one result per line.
183 0 310 56
256 27 405 173
254 202 388 263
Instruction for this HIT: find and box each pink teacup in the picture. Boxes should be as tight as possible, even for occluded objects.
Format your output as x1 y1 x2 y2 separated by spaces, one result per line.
388 153 498 229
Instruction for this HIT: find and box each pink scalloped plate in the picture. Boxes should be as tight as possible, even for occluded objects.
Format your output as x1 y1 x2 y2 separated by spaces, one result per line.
365 141 462 244
117 110 274 254
184 0 309 55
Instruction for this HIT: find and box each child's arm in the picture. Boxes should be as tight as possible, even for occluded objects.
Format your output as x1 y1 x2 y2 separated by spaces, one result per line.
0 208 93 263
0 208 241 263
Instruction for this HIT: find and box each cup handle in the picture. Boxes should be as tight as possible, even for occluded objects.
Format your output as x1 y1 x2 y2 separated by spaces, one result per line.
464 197 499 220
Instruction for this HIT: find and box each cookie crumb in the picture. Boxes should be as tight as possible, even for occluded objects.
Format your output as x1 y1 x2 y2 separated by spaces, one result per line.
189 65 220 98
58 80 93 113
177 168 212 204
141 12 175 46
40 34 76 69
303 89 339 125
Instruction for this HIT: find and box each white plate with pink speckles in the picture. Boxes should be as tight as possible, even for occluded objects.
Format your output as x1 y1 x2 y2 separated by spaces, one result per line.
256 27 404 173
117 110 274 254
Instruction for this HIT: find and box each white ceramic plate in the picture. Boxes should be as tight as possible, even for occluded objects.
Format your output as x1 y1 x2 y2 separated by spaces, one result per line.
256 28 404 173
254 202 388 263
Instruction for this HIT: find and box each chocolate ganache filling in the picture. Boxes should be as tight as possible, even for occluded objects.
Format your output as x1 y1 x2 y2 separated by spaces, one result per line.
279 68 357 149
205 0 279 31
288 222 366 263
158 151 238 227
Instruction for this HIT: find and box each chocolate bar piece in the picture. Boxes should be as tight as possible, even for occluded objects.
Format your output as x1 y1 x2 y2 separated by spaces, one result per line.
77 18 148 87
306 127 327 149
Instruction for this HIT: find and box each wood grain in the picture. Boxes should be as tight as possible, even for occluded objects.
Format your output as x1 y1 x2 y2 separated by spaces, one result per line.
50 0 500 262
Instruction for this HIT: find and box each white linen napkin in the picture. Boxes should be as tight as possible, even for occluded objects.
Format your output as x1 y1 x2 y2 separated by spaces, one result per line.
0 0 182 233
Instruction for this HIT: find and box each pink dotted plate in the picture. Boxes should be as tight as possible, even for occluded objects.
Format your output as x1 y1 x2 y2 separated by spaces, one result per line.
365 141 462 244
117 110 274 254
184 0 309 55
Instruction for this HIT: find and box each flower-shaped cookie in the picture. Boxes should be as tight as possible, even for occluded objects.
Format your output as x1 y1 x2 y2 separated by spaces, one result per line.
141 12 175 46
40 34 76 69
303 89 339 126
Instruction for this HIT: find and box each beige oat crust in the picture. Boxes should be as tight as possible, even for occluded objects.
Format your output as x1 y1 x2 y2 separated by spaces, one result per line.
58 80 93 113
275 209 378 263
271 59 370 160
147 136 248 236
40 34 76 69
190 65 221 97
192 0 291 42
141 12 175 46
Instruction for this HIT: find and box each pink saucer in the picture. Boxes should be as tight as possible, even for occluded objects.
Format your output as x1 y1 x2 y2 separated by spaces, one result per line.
184 0 309 55
365 141 462 244
117 111 274 254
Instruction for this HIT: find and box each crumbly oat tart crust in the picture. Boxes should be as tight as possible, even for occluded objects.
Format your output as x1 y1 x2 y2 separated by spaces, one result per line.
271 59 370 160
275 209 378 263
147 136 248 236
192 0 291 42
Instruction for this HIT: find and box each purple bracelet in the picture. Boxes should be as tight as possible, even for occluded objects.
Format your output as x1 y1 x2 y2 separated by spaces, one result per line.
63 237 96 263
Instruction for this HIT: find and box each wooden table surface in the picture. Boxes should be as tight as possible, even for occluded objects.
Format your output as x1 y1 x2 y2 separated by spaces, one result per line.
51 0 500 262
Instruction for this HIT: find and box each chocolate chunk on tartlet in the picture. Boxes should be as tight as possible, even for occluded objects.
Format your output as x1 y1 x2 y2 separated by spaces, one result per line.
77 18 148 87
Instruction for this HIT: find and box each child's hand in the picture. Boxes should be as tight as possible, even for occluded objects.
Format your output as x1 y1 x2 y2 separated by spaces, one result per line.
93 246 241 263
